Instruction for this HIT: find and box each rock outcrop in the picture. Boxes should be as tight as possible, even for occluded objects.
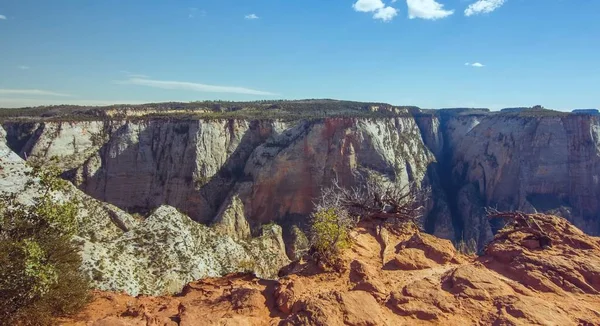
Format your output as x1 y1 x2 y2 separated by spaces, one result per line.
78 205 289 296
61 214 600 326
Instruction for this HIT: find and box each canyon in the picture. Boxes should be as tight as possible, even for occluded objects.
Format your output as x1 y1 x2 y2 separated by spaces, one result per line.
2 101 600 298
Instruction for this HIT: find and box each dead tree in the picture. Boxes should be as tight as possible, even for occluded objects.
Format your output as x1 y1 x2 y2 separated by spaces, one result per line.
485 208 552 248
309 174 430 268
318 174 430 225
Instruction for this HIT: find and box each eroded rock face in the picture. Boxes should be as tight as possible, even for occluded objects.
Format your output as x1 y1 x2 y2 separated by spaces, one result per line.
6 112 600 250
5 120 285 223
452 115 600 246
4 117 447 236
243 118 436 223
79 205 290 296
1 126 290 296
0 125 138 243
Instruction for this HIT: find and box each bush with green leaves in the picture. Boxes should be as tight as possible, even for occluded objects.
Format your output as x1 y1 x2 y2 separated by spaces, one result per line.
0 165 89 325
309 206 355 269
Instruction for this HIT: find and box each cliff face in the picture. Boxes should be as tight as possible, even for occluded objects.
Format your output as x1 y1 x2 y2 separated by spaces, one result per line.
451 115 600 245
5 112 600 250
242 118 436 222
0 126 290 296
4 118 448 235
5 120 286 223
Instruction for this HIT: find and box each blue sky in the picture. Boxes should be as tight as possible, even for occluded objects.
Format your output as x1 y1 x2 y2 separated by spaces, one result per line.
0 0 598 110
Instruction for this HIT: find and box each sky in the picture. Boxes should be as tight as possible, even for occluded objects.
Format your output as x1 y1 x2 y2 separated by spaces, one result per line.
0 0 599 110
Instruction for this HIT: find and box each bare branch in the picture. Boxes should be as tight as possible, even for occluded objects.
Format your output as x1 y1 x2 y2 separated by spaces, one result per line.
317 174 429 224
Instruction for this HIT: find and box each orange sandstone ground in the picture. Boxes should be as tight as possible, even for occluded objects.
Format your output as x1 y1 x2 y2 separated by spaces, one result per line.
62 214 600 326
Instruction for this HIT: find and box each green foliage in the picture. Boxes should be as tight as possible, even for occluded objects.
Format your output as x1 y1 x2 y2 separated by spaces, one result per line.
0 165 90 325
0 99 417 123
309 207 353 268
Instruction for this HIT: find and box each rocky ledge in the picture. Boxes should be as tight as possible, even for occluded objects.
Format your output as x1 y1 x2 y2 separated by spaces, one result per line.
61 213 600 326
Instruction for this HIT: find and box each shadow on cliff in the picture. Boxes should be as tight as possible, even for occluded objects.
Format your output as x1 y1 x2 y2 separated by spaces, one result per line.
63 119 274 224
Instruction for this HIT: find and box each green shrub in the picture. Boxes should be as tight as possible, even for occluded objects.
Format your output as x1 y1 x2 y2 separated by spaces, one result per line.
309 207 353 268
0 165 90 325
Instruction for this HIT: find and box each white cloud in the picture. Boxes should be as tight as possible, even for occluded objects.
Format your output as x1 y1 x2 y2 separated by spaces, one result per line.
0 89 71 97
406 0 454 20
353 0 385 12
353 0 398 22
119 78 276 96
245 14 259 20
17 65 30 70
465 0 505 16
0 15 6 20
373 6 398 21
465 62 485 67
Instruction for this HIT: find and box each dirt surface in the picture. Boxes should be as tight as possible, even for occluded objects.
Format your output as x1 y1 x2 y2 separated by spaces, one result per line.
61 215 600 325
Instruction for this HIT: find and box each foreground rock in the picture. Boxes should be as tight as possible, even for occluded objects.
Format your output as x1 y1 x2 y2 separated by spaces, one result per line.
79 205 290 296
62 214 600 325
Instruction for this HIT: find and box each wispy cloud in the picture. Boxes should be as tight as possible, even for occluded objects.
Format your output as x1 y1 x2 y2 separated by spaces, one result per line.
465 62 485 67
353 0 398 22
120 71 150 79
465 0 505 16
245 14 259 20
17 65 30 70
0 15 6 20
0 89 72 97
118 78 277 96
188 7 206 19
406 0 454 20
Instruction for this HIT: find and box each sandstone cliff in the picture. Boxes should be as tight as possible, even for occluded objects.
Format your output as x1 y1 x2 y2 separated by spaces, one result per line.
0 126 290 296
5 107 600 252
451 114 600 247
3 118 450 247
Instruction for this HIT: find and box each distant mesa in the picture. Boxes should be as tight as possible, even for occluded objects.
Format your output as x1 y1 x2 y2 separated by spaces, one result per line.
572 109 600 115
501 105 547 113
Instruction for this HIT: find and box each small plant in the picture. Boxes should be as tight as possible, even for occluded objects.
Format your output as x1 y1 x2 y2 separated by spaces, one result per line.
0 164 90 325
237 259 256 272
309 207 354 269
